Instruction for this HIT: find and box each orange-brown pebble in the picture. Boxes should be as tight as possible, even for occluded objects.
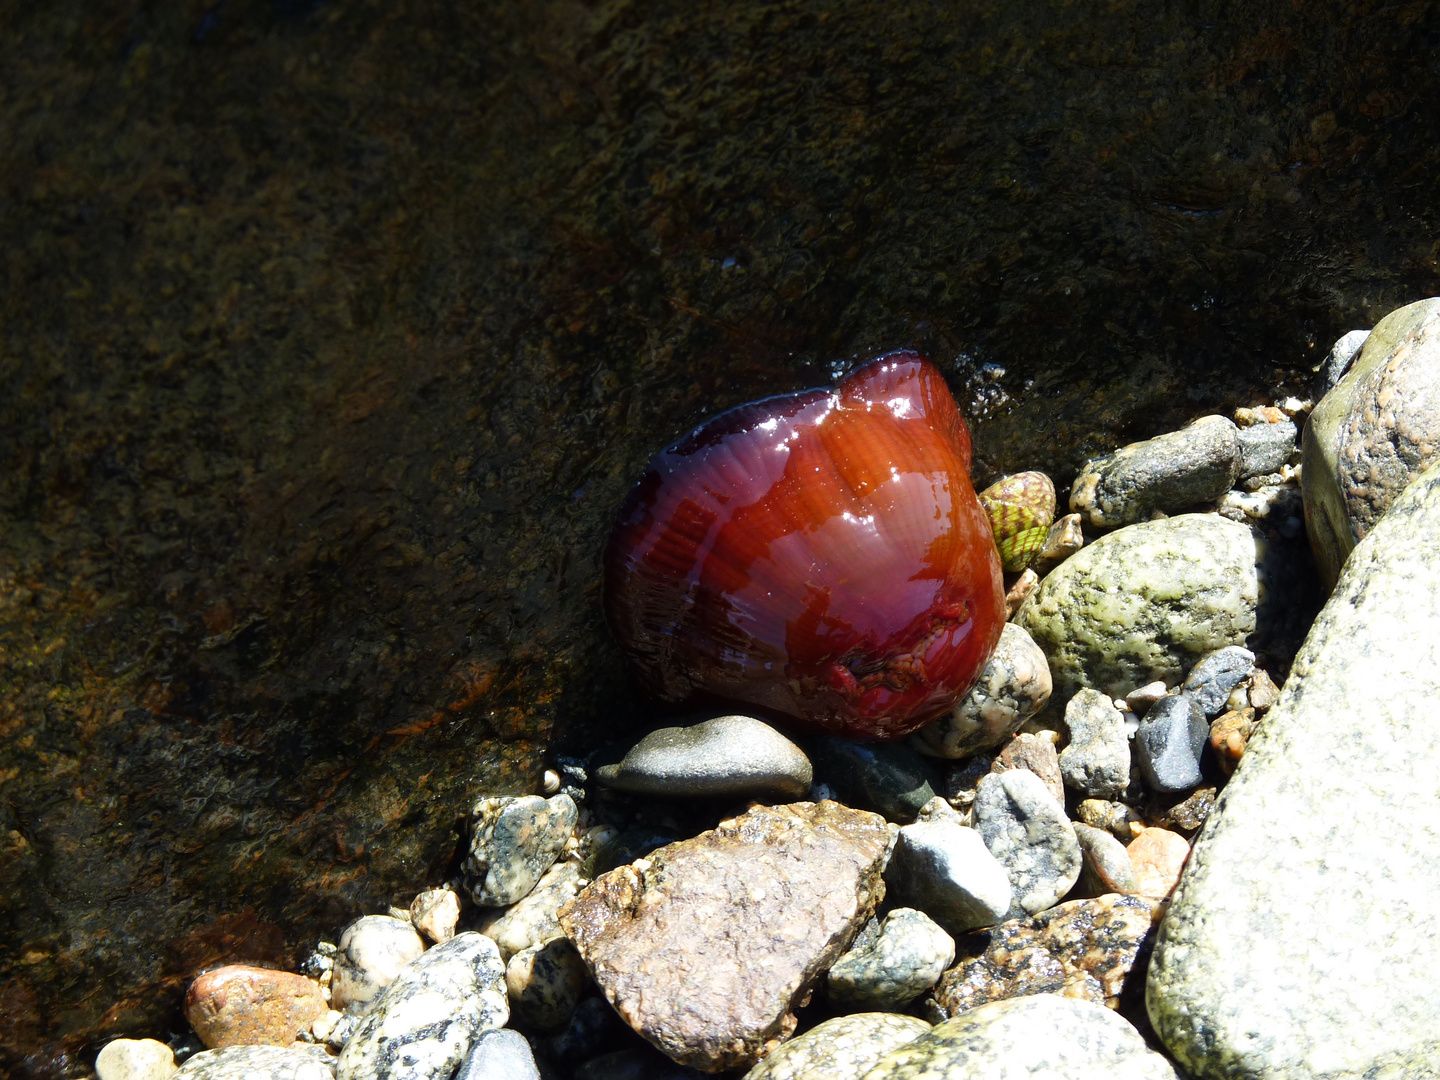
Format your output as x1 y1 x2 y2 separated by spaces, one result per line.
1210 708 1257 775
1126 827 1190 899
184 964 327 1049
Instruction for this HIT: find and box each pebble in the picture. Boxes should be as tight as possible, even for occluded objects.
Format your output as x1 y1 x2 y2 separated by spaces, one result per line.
1312 328 1370 397
1236 418 1298 480
1149 785 1216 833
183 964 327 1049
1035 512 1084 573
887 814 1013 936
464 793 578 906
1057 689 1130 799
1075 798 1144 841
477 860 589 961
1150 458 1440 1077
1124 681 1169 714
743 1013 929 1080
928 894 1163 1019
989 731 1065 807
1073 822 1138 895
1126 827 1189 898
1069 414 1241 528
941 755 994 814
409 887 461 945
454 1028 540 1080
594 715 812 801
803 738 938 823
1135 693 1208 793
972 770 1081 920
1209 709 1256 775
96 1039 177 1080
1004 566 1040 616
330 915 426 1014
558 801 892 1072
827 908 957 1009
1303 297 1440 588
506 936 589 1033
336 932 509 1080
912 623 1052 759
1246 667 1281 710
1181 646 1255 717
1015 514 1259 705
869 994 1178 1079
174 1046 335 1080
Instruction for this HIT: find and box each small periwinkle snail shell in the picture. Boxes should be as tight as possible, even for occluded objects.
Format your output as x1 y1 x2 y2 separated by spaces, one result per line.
977 471 1056 572
602 351 1006 740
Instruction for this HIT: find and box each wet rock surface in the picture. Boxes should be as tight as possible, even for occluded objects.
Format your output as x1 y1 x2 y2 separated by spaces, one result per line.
559 801 893 1072
4 1 1438 1071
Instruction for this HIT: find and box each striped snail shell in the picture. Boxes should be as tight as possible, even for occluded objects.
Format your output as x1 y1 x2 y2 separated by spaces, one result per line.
978 471 1056 572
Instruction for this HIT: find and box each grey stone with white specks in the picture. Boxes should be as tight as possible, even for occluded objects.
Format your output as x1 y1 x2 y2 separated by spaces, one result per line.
454 1029 540 1080
745 1013 930 1080
972 770 1080 920
1181 646 1255 717
912 623 1052 759
336 932 508 1080
1303 297 1440 589
1057 689 1130 798
1134 694 1207 793
175 1045 335 1079
862 994 1178 1080
1237 419 1298 481
1314 328 1370 397
828 909 957 1010
885 818 1012 935
331 916 426 1015
594 715 812 801
1015 514 1259 708
464 794 578 907
1148 458 1440 1079
1069 415 1241 528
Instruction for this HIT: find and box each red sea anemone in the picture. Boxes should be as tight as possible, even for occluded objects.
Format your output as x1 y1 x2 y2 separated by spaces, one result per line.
603 351 1005 740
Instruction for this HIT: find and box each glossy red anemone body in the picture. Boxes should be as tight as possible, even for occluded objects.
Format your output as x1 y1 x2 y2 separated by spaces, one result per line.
603 351 1005 740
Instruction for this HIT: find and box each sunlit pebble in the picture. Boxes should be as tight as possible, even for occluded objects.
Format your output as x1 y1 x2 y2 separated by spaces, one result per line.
542 769 561 795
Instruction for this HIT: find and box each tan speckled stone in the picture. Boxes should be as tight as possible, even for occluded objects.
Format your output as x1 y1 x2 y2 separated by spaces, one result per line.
745 1013 929 1080
559 801 893 1072
184 965 326 1049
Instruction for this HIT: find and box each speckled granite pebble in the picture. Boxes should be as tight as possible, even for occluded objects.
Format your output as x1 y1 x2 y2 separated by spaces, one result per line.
1148 464 1440 1079
559 800 893 1072
506 936 589 1033
1073 823 1138 896
331 916 426 1014
828 908 957 1009
175 1045 335 1080
454 1028 540 1080
1015 514 1258 706
912 624 1052 759
1209 709 1255 774
929 894 1161 1020
745 1013 930 1080
885 818 1012 935
865 994 1178 1080
1135 694 1207 793
1069 415 1240 528
1057 689 1130 798
410 888 461 945
96 1038 177 1080
595 715 812 801
464 794 578 906
990 732 1064 807
477 860 589 961
1075 799 1143 841
1237 418 1297 480
972 770 1079 920
336 933 508 1080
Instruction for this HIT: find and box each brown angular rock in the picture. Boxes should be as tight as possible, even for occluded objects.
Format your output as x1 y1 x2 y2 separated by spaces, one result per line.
990 733 1065 807
184 965 327 1049
558 800 892 1072
928 894 1162 1020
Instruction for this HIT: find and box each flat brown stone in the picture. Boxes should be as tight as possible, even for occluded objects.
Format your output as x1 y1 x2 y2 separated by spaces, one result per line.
929 894 1161 1020
184 965 326 1049
558 801 892 1072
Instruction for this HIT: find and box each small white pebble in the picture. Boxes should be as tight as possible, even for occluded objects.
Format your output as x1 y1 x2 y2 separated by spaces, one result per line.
1278 396 1311 416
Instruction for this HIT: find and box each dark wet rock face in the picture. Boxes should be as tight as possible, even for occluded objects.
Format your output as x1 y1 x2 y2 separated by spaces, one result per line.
0 0 1437 1073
